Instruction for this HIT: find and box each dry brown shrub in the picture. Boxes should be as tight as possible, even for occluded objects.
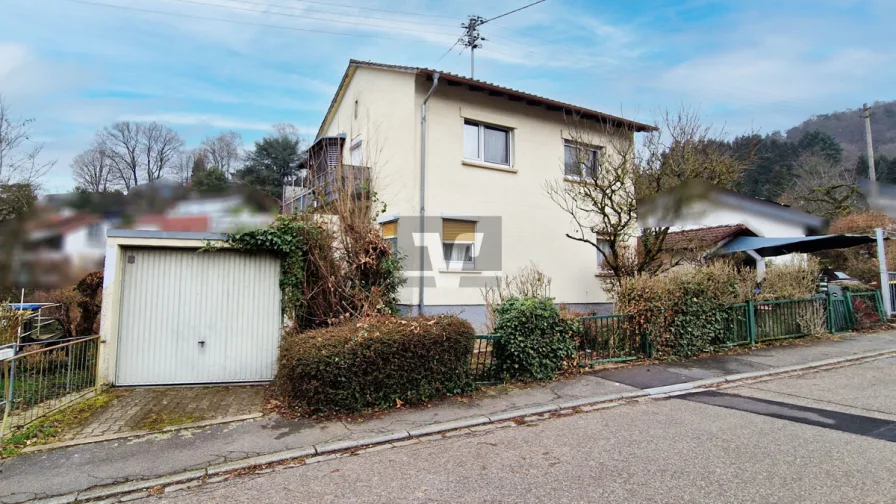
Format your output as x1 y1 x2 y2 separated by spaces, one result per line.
760 256 821 300
796 301 827 336
0 303 29 345
829 211 894 234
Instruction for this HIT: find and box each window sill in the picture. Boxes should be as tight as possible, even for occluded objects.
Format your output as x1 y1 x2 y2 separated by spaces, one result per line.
462 159 517 174
564 175 593 183
594 271 615 278
438 269 483 274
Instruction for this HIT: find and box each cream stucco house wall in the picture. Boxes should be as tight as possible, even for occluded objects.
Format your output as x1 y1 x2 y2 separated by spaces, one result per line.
288 60 654 328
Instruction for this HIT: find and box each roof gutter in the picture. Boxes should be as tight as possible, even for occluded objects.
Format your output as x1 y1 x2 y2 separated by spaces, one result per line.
418 72 440 314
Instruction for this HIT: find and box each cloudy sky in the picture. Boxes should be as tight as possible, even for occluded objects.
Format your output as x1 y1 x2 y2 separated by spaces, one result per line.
3 0 894 192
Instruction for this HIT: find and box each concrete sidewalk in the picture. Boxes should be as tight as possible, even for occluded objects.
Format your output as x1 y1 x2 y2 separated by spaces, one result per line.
2 330 896 503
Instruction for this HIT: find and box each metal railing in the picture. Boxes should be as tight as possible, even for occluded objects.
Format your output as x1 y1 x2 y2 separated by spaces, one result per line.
469 292 877 387
1 336 100 436
753 297 824 342
470 335 500 385
847 291 887 328
719 303 752 346
828 296 854 334
577 314 644 366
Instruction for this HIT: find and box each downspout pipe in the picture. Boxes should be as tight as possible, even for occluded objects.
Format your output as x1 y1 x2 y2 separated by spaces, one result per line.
419 72 440 315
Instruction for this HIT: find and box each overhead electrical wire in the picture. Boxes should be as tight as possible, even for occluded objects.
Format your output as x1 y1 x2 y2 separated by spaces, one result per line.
287 0 458 21
191 0 463 28
161 0 462 36
435 38 463 64
60 0 457 44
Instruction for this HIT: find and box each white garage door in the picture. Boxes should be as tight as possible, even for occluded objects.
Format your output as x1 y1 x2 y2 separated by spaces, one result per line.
116 248 281 385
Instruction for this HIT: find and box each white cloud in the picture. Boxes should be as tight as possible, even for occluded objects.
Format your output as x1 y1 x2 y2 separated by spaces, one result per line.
120 113 275 131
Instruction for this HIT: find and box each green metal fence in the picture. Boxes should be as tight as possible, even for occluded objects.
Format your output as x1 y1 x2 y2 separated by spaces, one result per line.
753 297 825 342
470 291 879 385
577 314 644 366
828 297 854 334
470 334 501 385
718 303 753 346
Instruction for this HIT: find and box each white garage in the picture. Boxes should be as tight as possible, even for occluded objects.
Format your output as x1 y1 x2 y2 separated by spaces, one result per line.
99 231 282 386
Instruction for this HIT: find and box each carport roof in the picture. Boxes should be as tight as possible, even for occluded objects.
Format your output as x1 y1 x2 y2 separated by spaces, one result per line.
713 234 878 257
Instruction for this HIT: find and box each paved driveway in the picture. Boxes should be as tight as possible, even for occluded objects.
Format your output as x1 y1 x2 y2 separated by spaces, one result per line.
67 385 266 440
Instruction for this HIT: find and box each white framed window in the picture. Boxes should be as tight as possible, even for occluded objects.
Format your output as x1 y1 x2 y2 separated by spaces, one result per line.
464 120 511 166
442 219 476 270
350 138 363 166
596 236 612 268
564 140 601 178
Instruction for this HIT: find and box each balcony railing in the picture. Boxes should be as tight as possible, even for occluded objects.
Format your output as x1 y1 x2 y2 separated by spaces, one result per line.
287 165 370 213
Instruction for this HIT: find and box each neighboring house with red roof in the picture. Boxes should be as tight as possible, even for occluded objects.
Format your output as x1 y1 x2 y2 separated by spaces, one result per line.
21 211 112 287
132 214 210 233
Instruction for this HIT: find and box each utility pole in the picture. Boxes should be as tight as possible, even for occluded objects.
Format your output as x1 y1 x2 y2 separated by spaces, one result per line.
456 1 547 78
863 103 879 204
461 16 485 79
863 103 876 181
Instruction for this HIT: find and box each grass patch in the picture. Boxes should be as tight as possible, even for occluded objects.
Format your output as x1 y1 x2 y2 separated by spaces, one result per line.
137 411 206 431
1 391 119 458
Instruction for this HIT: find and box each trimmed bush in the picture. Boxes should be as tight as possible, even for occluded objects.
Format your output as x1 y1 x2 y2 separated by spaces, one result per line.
492 297 577 381
615 261 755 358
275 315 475 414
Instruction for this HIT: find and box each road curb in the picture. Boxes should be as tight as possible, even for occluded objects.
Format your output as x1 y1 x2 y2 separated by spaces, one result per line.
31 347 896 503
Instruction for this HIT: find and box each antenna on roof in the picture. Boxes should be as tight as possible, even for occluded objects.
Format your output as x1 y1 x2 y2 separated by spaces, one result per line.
458 0 547 79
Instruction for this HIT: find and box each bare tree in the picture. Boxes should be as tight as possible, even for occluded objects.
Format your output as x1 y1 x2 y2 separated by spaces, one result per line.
71 140 115 192
272 123 301 143
172 148 201 184
141 122 184 182
201 130 242 176
780 153 861 219
100 121 142 190
544 106 754 280
99 121 184 190
0 94 55 186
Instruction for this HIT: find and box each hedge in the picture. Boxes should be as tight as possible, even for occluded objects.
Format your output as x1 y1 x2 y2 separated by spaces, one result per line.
275 315 475 414
493 297 577 381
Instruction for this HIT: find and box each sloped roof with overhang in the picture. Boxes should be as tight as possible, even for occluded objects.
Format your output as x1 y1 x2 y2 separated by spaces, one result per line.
317 59 656 138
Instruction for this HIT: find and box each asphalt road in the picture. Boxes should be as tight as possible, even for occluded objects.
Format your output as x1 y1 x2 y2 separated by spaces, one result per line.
157 356 896 503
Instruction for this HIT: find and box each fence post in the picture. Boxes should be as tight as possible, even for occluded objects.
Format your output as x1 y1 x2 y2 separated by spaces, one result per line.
844 291 856 329
874 290 887 322
826 294 832 333
746 299 756 346
1 360 10 437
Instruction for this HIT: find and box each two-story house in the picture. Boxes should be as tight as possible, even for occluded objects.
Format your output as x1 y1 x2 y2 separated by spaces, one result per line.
286 60 654 327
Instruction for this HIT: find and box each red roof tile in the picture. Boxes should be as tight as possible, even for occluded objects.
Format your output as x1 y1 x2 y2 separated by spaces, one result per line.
663 225 755 250
134 215 209 232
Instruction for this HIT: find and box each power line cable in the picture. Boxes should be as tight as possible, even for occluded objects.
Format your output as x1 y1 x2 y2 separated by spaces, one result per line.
161 0 462 36
435 38 463 64
60 0 456 44
481 0 547 24
187 0 463 28
287 0 458 21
